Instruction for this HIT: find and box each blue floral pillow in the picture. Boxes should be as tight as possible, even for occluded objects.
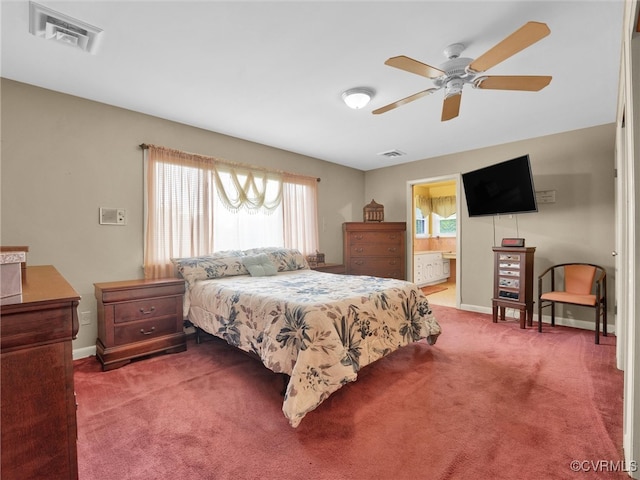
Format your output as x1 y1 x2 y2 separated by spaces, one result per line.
243 247 309 272
171 250 247 285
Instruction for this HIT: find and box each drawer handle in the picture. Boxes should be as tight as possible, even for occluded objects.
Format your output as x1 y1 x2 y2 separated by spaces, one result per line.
388 247 397 252
139 306 156 315
355 247 364 253
354 234 364 240
140 326 156 335
355 260 365 265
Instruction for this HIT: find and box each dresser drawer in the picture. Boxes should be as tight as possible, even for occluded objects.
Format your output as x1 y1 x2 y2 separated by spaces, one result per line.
113 316 178 346
349 257 404 278
114 297 178 323
348 243 402 258
347 231 403 246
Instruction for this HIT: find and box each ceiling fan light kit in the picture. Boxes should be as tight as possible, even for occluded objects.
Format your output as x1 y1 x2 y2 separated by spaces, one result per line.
342 88 374 109
372 21 552 121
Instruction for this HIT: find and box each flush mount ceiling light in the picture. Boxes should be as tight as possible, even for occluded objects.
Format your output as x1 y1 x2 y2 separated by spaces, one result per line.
29 2 103 54
342 88 374 109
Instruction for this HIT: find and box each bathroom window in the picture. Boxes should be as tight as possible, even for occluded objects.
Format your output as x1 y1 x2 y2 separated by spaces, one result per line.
415 208 428 238
432 212 457 237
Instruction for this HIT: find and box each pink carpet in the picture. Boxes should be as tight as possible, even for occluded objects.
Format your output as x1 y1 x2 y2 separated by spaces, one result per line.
74 305 625 479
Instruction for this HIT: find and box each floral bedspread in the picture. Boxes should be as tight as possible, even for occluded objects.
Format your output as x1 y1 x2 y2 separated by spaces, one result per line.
186 269 441 427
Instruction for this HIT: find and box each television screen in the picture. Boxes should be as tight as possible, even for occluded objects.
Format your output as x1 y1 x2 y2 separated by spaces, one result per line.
462 154 538 217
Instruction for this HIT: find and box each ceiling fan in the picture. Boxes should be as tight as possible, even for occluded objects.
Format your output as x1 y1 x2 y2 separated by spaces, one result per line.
372 21 552 121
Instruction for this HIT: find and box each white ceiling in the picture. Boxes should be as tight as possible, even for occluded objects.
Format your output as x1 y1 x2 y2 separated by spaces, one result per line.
0 1 625 171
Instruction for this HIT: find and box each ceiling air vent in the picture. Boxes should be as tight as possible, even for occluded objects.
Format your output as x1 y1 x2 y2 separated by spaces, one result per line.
29 2 103 54
378 149 406 159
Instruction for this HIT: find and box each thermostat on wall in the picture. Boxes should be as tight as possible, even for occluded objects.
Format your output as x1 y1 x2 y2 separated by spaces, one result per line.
501 238 525 247
99 208 126 225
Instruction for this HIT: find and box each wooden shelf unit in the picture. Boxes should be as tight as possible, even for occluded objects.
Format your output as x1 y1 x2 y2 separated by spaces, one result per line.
492 246 536 329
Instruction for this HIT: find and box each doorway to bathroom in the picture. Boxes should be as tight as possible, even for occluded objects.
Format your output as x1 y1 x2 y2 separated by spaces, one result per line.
407 174 461 308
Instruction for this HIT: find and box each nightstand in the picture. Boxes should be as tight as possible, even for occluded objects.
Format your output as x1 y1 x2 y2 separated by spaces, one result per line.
311 263 346 274
95 277 186 371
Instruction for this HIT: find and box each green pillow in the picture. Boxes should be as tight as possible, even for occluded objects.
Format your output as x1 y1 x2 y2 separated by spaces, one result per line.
242 253 277 277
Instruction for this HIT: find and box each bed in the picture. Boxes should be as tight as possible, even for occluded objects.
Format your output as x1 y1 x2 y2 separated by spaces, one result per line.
173 247 441 427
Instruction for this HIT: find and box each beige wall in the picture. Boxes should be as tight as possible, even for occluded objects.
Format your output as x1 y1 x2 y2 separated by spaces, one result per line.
0 77 617 350
0 79 364 350
365 124 616 317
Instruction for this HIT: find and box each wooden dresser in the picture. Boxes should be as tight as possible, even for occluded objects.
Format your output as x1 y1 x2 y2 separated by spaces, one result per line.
343 222 406 279
95 278 186 371
1 265 80 480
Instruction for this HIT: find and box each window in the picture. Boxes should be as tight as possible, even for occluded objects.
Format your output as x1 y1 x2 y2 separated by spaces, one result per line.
415 208 428 238
212 170 284 250
143 145 318 279
432 212 457 237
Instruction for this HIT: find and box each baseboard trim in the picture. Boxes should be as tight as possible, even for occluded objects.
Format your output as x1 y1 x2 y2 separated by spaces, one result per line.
458 304 615 334
73 345 96 360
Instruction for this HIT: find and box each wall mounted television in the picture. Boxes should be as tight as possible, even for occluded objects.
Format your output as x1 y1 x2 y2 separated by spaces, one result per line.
462 154 538 217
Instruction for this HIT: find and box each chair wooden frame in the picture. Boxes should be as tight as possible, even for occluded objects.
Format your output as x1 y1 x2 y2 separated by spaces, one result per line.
537 263 607 344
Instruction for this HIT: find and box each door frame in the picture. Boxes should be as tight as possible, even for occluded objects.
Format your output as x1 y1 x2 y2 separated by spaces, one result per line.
406 173 462 308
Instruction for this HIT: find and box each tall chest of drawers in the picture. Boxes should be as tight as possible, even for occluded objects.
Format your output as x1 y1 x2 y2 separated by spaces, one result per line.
343 222 406 279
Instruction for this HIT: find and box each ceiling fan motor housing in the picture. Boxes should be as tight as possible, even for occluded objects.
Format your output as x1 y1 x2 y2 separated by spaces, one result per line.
445 78 464 97
433 56 475 90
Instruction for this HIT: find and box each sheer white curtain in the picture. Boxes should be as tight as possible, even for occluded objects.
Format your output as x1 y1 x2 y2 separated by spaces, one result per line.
144 145 319 279
283 173 319 254
144 146 216 279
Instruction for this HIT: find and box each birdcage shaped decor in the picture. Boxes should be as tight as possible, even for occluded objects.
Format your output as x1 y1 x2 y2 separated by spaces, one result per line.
363 199 384 222
306 250 325 267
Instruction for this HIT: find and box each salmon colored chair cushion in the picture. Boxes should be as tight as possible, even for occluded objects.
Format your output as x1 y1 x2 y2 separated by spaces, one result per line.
540 264 597 306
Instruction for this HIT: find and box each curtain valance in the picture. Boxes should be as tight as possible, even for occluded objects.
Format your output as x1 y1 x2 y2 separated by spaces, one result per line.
142 144 317 213
416 195 456 217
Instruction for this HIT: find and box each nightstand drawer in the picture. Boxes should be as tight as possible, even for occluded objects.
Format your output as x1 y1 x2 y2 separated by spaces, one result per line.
114 297 177 323
114 316 177 345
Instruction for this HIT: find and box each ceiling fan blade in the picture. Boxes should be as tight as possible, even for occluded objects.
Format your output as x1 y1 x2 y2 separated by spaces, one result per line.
468 22 551 73
372 88 439 115
475 75 552 91
384 55 445 79
441 93 461 122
